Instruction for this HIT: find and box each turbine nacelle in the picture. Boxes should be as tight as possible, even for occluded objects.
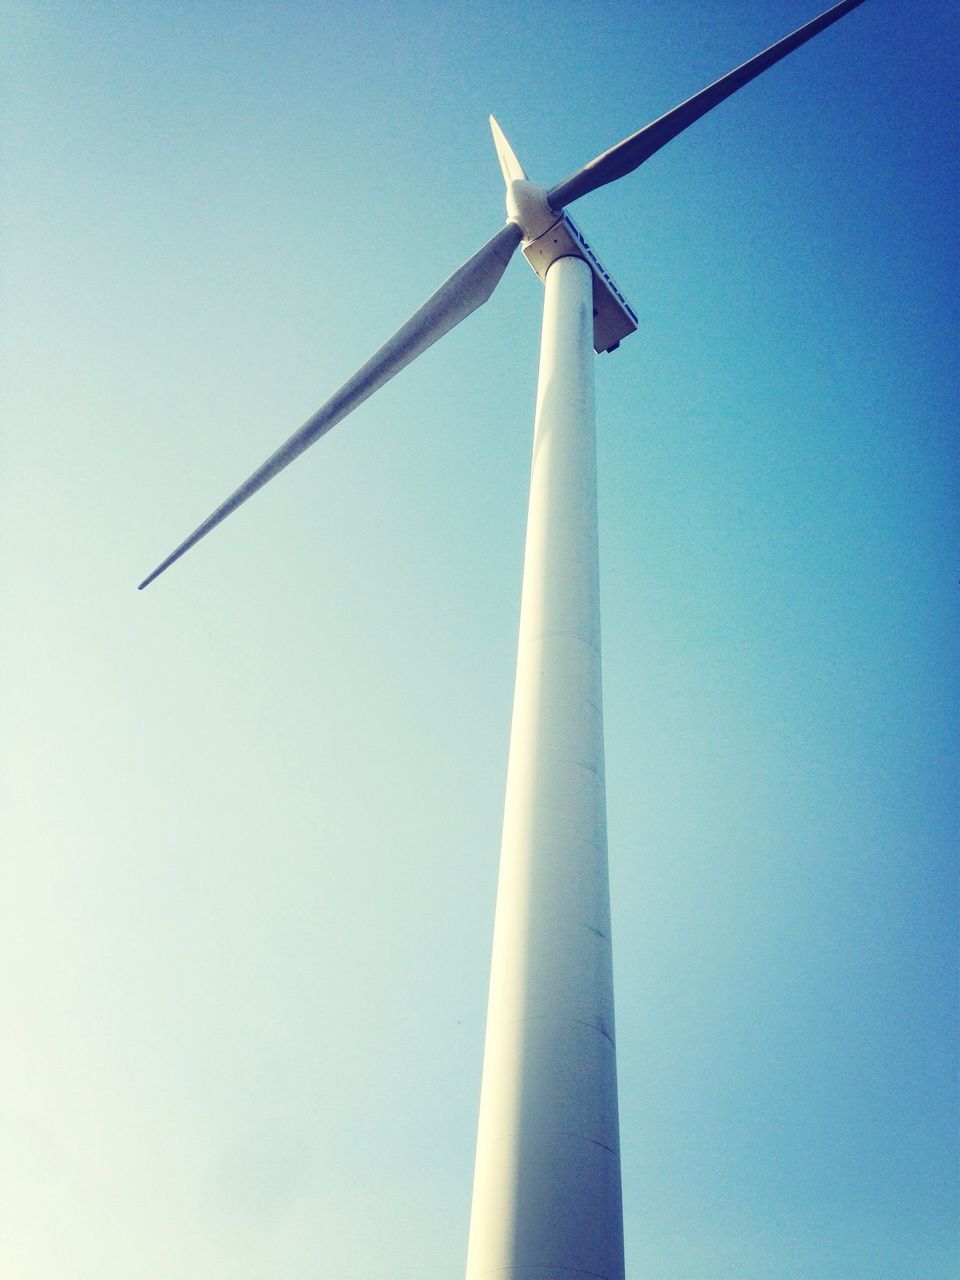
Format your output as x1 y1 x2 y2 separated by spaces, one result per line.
519 210 638 354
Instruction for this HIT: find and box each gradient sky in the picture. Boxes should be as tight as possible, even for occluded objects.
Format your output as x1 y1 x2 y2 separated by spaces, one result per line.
2 2 957 1277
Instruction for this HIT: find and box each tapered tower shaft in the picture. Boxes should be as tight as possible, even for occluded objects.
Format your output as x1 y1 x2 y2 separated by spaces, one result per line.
466 255 623 1279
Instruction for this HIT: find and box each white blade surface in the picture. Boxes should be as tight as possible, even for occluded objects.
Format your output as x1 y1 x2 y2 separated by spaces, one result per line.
138 221 522 589
490 115 527 185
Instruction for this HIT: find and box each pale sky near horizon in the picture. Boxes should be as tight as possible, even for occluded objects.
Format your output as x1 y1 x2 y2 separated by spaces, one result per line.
2 2 957 1277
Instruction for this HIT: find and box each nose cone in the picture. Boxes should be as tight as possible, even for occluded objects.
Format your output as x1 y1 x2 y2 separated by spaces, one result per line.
506 179 560 243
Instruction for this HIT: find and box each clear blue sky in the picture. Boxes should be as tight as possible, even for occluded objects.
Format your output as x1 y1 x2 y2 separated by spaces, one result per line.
2 2 956 1277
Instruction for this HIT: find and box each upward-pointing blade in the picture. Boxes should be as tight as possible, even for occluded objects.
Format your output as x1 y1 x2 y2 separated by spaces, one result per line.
548 0 868 210
490 115 527 186
138 221 522 590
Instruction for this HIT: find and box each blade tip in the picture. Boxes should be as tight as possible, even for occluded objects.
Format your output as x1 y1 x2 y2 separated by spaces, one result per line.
137 563 165 591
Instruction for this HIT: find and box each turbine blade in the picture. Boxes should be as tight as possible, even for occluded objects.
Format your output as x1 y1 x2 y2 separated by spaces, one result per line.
138 220 522 590
548 0 868 210
490 115 527 185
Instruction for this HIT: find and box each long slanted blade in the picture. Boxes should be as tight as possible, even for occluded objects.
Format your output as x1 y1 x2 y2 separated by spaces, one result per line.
548 0 867 210
138 220 522 590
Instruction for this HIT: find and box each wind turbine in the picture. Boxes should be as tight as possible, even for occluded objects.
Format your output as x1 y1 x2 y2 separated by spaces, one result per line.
139 2 869 1275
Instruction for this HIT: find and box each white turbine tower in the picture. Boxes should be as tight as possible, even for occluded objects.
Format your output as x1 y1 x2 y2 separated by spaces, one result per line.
139 3 868 1274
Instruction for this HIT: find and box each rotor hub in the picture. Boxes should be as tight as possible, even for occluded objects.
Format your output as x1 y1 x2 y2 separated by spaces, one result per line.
505 179 560 243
